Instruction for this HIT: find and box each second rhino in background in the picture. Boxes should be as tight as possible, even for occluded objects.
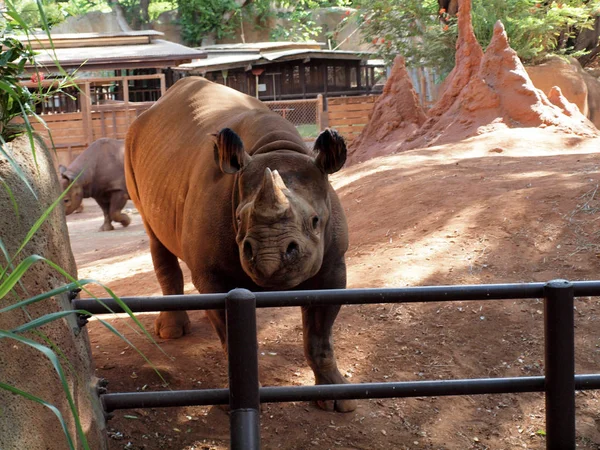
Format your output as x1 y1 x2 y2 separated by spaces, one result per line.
59 137 131 231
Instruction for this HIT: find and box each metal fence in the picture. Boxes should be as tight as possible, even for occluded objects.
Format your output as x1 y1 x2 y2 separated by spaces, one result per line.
73 279 600 450
263 96 324 141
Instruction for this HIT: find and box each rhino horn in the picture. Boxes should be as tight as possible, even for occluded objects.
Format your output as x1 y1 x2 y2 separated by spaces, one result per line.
254 168 290 215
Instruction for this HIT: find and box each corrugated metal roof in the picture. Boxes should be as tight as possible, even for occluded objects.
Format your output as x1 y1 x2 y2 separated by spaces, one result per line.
30 39 206 69
179 48 377 72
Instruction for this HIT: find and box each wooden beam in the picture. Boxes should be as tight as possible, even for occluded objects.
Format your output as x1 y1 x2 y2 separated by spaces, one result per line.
122 77 130 128
80 82 93 147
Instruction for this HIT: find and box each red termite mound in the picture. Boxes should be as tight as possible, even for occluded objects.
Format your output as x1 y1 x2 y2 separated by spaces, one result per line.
402 20 597 150
348 0 597 163
347 56 426 166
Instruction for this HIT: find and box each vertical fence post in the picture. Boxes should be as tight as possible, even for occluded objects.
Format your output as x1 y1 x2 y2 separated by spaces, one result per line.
226 288 260 450
316 94 324 132
544 279 575 450
80 82 93 147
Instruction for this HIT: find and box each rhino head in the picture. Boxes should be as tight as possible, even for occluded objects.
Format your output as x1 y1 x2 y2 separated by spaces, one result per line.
59 165 84 215
214 127 346 289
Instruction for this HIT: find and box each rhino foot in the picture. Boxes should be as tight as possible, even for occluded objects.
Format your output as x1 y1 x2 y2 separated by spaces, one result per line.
120 215 131 227
155 311 191 339
99 223 115 232
316 398 357 413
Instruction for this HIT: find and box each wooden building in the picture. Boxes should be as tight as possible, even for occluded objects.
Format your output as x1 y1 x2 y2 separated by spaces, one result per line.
176 41 385 101
17 31 205 164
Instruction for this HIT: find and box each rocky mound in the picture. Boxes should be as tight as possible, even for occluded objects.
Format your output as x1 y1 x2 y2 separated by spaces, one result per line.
426 0 483 122
403 21 597 150
347 56 426 166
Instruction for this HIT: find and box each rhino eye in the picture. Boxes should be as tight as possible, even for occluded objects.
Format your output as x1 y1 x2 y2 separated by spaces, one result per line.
311 216 319 230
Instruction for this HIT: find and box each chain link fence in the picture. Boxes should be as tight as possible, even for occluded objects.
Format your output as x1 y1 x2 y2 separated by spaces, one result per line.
264 96 323 141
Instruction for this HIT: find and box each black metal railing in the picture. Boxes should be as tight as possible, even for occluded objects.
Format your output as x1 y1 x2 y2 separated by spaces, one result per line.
72 280 600 450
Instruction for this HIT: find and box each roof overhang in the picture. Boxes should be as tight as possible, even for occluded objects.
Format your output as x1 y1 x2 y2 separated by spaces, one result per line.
178 49 377 74
14 32 206 73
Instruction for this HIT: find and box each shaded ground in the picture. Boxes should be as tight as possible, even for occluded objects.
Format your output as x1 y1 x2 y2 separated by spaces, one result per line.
68 127 600 450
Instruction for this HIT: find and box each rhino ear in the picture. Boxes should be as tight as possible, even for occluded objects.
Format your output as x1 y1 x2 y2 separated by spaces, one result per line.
213 128 251 174
313 128 346 174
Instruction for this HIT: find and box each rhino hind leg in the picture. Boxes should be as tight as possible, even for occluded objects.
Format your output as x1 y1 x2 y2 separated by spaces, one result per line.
302 304 357 413
147 227 191 339
97 200 115 231
109 190 131 228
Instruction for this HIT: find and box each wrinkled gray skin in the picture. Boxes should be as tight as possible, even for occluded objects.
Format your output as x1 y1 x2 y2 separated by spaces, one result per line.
125 76 356 412
59 138 130 231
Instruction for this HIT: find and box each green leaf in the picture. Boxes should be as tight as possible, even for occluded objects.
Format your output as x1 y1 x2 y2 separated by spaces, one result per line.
0 330 89 450
0 382 75 450
0 254 44 300
0 139 37 198
0 280 94 314
11 309 89 334
0 176 19 219
9 172 80 264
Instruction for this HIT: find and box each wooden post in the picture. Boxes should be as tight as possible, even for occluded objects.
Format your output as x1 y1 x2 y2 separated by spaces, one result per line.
122 77 130 129
159 73 166 97
300 62 306 99
80 82 93 147
316 94 324 132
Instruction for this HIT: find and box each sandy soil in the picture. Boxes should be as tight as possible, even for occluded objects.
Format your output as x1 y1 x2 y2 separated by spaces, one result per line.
68 127 600 450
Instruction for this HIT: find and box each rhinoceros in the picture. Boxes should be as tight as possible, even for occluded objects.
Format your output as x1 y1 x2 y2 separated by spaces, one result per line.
125 77 355 412
59 138 130 231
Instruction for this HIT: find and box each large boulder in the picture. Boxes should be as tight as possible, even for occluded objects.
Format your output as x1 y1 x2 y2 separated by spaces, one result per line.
526 57 590 119
50 10 131 33
0 136 107 449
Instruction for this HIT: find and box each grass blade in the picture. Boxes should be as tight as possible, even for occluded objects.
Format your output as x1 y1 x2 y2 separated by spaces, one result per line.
0 330 89 450
0 254 43 299
11 310 89 334
0 382 75 450
8 173 80 265
0 280 94 313
0 137 37 198
0 176 19 219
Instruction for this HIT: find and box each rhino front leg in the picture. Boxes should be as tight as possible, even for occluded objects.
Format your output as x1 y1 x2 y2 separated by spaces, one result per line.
97 200 114 231
109 190 131 228
302 304 357 413
148 228 190 339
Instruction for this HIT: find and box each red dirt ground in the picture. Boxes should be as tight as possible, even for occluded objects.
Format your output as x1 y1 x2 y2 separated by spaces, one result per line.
68 127 600 450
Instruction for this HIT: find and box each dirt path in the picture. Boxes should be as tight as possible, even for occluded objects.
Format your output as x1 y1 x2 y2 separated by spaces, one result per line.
69 128 600 449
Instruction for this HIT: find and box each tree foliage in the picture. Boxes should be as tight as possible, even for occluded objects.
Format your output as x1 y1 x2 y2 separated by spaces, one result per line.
356 0 600 77
176 0 352 46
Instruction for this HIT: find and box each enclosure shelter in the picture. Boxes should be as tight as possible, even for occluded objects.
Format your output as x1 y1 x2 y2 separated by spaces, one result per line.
17 31 205 165
177 41 385 101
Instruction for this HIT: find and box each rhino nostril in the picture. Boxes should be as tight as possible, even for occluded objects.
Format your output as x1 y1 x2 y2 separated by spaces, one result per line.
243 240 254 262
285 241 299 260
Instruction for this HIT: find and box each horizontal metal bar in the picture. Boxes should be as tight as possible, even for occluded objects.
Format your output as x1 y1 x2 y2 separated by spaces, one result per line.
72 281 600 315
100 374 600 412
101 388 229 412
75 294 226 314
574 374 600 390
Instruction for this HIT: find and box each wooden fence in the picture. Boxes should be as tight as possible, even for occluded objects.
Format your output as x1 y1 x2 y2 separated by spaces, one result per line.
21 74 164 166
327 95 380 142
